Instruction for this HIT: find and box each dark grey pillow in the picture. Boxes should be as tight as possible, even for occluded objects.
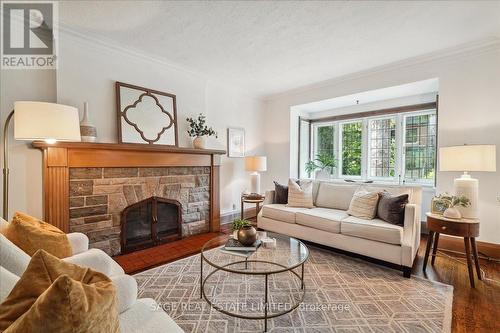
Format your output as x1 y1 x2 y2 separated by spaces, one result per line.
273 180 299 204
377 192 409 225
273 181 289 204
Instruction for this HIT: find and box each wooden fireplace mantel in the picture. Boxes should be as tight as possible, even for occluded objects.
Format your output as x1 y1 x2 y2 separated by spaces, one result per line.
33 141 225 233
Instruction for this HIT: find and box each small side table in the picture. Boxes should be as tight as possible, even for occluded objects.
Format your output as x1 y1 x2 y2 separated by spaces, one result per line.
424 212 481 287
241 194 265 219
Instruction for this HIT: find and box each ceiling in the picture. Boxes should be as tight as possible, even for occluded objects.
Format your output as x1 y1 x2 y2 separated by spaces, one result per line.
59 1 500 98
295 78 439 114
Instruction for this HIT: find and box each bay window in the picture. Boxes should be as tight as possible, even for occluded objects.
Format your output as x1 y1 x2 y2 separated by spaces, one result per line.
305 106 437 185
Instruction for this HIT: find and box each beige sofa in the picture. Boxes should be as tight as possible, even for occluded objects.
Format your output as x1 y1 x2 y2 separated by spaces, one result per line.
257 181 422 277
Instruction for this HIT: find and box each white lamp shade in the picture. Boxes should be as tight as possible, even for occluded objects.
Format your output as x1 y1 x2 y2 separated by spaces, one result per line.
439 145 496 172
245 156 267 172
14 101 81 142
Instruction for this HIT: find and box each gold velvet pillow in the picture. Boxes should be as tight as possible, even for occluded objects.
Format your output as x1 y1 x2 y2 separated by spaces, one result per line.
0 250 119 333
2 212 72 258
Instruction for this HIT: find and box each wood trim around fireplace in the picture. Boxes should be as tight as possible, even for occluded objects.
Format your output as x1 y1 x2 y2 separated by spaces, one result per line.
33 141 225 233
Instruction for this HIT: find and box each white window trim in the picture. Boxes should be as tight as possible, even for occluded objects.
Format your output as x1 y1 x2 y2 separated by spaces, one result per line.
309 109 437 185
401 109 437 185
338 119 363 179
366 115 398 182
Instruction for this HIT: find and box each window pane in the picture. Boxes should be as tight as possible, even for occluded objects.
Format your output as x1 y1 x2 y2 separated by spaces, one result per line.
341 122 362 176
316 125 334 157
404 113 437 182
369 118 396 178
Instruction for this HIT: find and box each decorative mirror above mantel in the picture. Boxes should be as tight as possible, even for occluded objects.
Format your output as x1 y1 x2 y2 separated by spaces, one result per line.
116 81 178 146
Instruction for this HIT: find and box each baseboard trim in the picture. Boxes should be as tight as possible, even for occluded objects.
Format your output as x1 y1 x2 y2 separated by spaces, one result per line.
436 235 500 260
421 221 499 259
220 207 257 225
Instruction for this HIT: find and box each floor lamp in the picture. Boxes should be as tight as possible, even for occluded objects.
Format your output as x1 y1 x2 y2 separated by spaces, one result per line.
2 101 81 220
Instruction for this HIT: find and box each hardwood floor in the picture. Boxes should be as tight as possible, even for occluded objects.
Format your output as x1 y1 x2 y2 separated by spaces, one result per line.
414 234 500 333
114 226 499 333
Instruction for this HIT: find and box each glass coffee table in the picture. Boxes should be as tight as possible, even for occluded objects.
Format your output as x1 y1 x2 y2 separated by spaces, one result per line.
200 232 309 332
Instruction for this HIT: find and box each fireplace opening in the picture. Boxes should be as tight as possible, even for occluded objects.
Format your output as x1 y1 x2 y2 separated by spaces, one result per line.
121 196 182 254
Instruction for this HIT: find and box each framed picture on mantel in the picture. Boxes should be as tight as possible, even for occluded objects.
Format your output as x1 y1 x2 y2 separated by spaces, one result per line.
227 127 245 157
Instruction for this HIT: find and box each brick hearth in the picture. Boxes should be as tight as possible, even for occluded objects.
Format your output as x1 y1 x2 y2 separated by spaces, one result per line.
68 166 211 255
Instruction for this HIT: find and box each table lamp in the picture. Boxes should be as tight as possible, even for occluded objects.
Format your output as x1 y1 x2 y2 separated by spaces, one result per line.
3 101 81 219
439 144 496 218
245 156 267 195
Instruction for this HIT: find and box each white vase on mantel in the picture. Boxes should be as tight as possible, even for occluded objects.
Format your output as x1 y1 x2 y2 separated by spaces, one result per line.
80 102 97 142
193 136 205 149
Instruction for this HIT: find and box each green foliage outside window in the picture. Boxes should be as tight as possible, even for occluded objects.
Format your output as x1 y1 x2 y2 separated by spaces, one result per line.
342 122 362 176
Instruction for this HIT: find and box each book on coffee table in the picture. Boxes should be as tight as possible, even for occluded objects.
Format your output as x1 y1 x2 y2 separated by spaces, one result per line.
219 249 254 258
224 238 261 251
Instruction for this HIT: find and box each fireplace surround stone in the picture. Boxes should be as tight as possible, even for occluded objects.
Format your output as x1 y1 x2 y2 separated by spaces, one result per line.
69 166 211 255
33 141 224 258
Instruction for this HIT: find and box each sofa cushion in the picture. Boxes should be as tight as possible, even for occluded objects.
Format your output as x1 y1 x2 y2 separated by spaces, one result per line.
296 208 347 233
315 183 359 210
0 267 19 304
261 204 308 223
0 234 30 277
341 216 403 245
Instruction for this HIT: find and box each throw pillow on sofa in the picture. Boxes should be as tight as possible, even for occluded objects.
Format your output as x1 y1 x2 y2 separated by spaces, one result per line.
1 212 72 259
377 191 409 225
0 250 120 333
287 179 314 208
274 180 299 204
347 190 380 220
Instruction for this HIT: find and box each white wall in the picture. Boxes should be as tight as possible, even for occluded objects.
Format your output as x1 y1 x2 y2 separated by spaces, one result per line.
0 70 57 220
56 31 264 217
263 43 500 244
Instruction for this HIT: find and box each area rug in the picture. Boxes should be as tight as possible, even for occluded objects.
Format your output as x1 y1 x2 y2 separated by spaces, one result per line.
134 245 453 333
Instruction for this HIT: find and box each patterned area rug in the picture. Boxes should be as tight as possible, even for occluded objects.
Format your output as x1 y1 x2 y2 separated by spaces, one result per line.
135 245 453 333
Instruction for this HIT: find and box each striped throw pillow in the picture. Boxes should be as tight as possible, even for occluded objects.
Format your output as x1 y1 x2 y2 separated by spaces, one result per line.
347 191 380 219
287 179 314 208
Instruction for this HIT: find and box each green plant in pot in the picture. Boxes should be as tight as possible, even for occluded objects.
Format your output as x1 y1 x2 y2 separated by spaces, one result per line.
231 219 256 245
305 153 336 180
186 113 217 149
433 193 470 219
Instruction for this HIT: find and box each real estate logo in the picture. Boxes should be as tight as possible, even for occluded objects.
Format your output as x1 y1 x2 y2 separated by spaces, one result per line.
1 1 58 69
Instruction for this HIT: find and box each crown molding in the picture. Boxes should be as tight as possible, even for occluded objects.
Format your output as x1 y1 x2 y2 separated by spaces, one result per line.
264 37 500 102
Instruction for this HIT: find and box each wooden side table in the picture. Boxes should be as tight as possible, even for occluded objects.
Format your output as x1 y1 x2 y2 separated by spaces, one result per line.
424 212 481 287
241 195 265 219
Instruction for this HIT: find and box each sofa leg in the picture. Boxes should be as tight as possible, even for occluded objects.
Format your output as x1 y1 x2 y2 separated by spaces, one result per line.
402 266 412 278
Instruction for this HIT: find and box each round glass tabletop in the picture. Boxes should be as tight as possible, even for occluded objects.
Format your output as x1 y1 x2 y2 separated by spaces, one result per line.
201 232 309 274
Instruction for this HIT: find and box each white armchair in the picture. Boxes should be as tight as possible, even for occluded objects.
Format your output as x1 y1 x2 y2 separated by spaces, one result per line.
0 218 183 332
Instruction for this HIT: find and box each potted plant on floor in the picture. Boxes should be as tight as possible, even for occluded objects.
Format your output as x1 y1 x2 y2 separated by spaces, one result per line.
186 113 217 149
305 153 336 180
231 219 252 239
433 193 471 219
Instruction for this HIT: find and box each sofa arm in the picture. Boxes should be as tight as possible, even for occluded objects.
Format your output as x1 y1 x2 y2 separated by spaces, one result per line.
263 190 275 205
63 248 125 277
110 274 138 313
67 232 89 255
402 204 421 260
402 204 420 245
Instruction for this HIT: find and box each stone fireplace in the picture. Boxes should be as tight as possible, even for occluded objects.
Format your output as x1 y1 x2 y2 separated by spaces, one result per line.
121 197 182 254
33 142 224 256
68 166 210 255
